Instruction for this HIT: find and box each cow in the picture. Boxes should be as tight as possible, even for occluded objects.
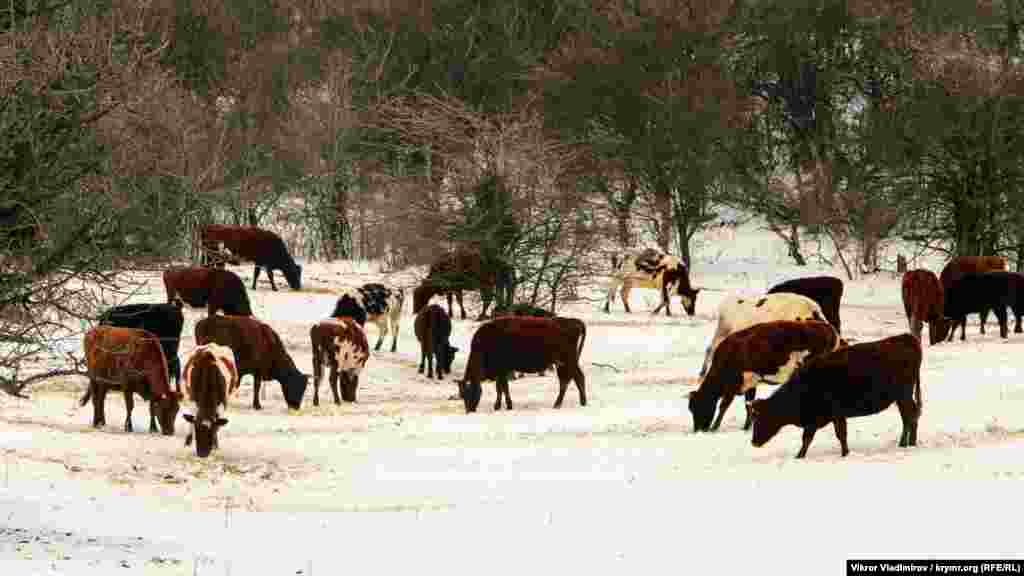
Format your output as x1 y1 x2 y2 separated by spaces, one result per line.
412 249 515 320
604 249 700 317
688 320 840 433
98 301 185 389
942 271 1024 341
457 316 586 413
162 267 253 317
749 333 923 459
310 318 369 405
414 304 458 380
194 315 308 410
490 303 555 318
766 275 844 333
940 255 1007 334
330 283 404 352
699 293 826 377
901 269 949 345
79 326 182 435
181 343 238 457
200 224 303 291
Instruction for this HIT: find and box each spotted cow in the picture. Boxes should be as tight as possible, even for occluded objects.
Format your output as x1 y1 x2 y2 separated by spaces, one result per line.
604 249 700 316
331 283 404 352
181 343 239 457
310 318 370 405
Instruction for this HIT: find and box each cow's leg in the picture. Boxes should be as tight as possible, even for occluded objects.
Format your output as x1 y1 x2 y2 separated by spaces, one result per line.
390 314 400 353
833 418 849 457
604 281 617 313
266 269 279 292
651 283 671 316
252 266 262 290
1015 311 1023 334
446 292 455 319
742 389 756 431
501 373 512 410
910 317 923 341
574 366 587 407
710 393 736 432
417 346 426 375
959 317 967 341
456 291 467 320
426 347 435 379
252 378 263 410
796 427 817 459
477 288 492 321
896 399 919 447
372 318 386 351
330 364 341 405
979 308 988 334
620 283 632 314
554 365 570 409
313 359 322 407
91 381 106 428
148 401 159 434
996 308 1009 339
123 389 134 433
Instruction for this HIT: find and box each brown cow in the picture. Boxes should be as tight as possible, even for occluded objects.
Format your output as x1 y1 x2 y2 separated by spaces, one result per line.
163 267 253 317
688 320 840 433
200 224 302 291
79 326 182 435
413 249 515 320
940 256 1006 335
457 316 586 413
901 269 949 345
181 343 238 457
750 333 922 458
310 318 369 405
414 304 458 380
194 315 308 410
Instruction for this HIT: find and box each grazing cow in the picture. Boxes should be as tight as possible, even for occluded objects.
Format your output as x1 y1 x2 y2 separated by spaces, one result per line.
699 293 825 377
79 326 182 435
943 271 1024 341
689 320 840 433
330 283 404 352
604 249 700 316
414 304 458 380
412 249 515 320
457 316 586 413
940 256 1007 334
491 302 555 318
310 318 369 405
163 267 253 317
98 301 185 388
181 344 238 457
766 275 844 333
194 315 308 410
750 333 922 458
200 224 303 291
901 269 949 345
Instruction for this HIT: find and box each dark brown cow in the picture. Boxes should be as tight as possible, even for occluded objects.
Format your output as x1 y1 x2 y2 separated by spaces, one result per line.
194 315 308 410
79 326 182 435
200 224 302 291
689 320 840 433
163 267 253 317
414 304 458 380
750 333 922 459
310 318 369 405
181 343 238 457
767 276 844 333
457 316 586 413
943 271 1024 341
412 249 515 320
901 269 949 345
940 256 1006 334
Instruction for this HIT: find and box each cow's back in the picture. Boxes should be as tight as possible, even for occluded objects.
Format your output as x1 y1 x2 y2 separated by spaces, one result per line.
468 317 564 377
940 256 1007 291
767 276 843 331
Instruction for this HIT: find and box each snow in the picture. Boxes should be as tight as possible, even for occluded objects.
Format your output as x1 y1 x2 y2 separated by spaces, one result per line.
3 219 1024 575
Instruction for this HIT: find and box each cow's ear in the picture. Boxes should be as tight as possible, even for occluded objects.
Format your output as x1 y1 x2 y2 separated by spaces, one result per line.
216 417 229 427
183 414 195 423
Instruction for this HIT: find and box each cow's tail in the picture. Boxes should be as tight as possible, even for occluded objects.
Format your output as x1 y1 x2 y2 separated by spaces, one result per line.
577 321 586 362
915 369 923 414
311 330 322 386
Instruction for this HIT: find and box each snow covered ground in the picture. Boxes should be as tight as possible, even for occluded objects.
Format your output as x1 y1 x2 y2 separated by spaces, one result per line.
3 221 1024 575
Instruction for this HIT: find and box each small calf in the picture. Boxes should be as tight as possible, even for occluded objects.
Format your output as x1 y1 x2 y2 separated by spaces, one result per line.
310 318 370 405
414 304 458 380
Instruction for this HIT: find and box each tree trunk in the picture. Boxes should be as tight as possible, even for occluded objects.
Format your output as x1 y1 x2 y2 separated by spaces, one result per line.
653 184 673 252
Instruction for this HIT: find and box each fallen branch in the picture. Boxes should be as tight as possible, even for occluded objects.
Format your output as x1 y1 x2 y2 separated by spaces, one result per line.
1 368 89 399
590 362 622 372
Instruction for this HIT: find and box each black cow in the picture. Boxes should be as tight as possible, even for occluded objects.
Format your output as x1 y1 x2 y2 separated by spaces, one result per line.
943 271 1024 341
767 276 844 333
98 301 185 388
414 304 458 379
750 333 922 459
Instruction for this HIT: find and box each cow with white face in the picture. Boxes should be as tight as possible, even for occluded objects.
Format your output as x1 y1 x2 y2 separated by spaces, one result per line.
604 249 700 317
310 317 370 405
182 343 239 457
699 293 828 378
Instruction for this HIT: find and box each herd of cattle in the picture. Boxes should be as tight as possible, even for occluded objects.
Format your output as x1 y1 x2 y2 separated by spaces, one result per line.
72 225 1014 461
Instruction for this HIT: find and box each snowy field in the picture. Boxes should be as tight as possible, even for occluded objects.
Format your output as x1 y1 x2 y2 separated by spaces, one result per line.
3 221 1024 575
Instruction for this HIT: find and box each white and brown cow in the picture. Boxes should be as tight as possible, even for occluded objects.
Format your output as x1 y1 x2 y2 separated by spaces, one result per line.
310 317 370 405
181 343 239 457
699 292 827 377
331 283 404 352
604 249 700 316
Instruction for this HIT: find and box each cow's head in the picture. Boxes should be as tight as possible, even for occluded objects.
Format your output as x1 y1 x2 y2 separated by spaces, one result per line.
340 371 359 402
283 372 310 410
459 379 482 413
284 263 302 291
687 388 716 432
183 414 229 458
440 344 459 376
929 317 951 345
153 392 182 436
678 286 701 316
748 399 784 448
